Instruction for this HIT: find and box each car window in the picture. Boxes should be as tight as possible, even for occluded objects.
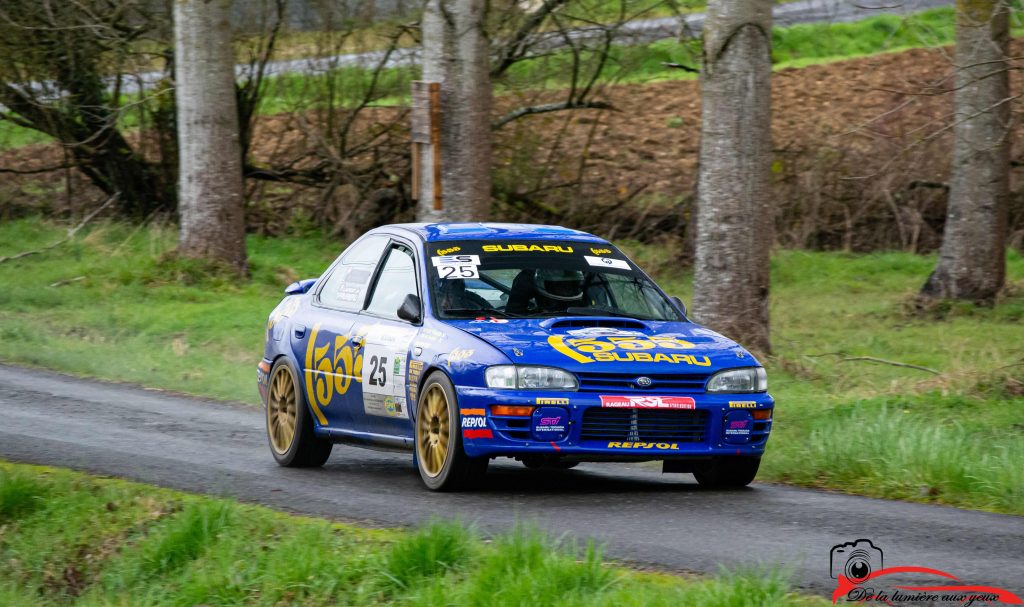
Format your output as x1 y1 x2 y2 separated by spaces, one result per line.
319 235 388 311
365 244 417 320
426 240 682 321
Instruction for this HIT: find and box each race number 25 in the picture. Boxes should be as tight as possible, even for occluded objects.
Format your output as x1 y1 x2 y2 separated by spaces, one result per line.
368 354 388 387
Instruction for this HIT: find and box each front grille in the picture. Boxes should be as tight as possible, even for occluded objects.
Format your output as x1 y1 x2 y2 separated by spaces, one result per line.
580 408 708 443
575 371 709 394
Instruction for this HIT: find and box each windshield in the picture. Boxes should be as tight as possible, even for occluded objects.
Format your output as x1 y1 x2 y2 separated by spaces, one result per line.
425 240 682 321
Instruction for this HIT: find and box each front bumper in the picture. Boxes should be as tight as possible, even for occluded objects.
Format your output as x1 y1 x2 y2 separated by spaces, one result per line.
256 358 272 405
456 387 773 459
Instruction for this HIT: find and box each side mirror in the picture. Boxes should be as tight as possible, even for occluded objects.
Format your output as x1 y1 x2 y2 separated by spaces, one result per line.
671 296 687 317
397 293 422 324
284 278 317 295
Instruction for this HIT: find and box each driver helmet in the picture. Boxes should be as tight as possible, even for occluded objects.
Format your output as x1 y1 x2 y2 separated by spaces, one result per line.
534 268 584 301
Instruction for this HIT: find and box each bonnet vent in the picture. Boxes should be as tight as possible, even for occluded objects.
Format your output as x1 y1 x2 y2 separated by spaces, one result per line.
547 318 648 330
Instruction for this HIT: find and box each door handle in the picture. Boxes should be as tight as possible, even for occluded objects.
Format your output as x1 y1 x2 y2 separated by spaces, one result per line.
351 334 365 348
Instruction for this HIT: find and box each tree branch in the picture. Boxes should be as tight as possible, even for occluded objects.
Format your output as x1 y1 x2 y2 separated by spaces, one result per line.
493 100 612 129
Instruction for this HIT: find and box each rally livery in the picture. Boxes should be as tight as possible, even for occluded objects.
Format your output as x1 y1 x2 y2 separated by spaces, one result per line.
258 223 774 490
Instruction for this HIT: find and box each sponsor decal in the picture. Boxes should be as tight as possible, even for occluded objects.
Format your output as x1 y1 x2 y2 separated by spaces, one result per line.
584 255 630 270
407 359 424 402
460 408 488 431
436 245 461 256
533 406 569 438
729 401 757 408
463 429 493 439
607 441 680 450
536 397 570 405
724 419 751 436
600 395 696 409
470 317 509 323
447 348 474 364
432 254 480 279
482 244 574 253
461 416 487 428
304 323 364 425
413 327 447 350
548 335 709 366
590 247 612 255
829 539 1021 605
535 415 566 433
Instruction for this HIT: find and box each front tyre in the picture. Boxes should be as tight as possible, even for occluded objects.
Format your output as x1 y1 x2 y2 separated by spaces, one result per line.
416 372 488 491
693 456 760 488
266 357 332 468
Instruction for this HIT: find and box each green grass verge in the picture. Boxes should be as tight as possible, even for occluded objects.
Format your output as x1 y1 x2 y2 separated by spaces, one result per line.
0 462 823 606
1 218 1023 515
626 244 1024 515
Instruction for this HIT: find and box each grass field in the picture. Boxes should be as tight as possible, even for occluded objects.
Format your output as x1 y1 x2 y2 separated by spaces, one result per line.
0 462 824 606
0 218 1022 514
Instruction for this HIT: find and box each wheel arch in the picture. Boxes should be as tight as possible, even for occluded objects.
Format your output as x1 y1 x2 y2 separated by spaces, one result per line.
270 353 319 427
410 363 453 420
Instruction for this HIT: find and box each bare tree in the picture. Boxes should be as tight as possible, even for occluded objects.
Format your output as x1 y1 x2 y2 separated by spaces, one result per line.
0 1 172 216
691 0 773 354
174 0 248 272
920 0 1010 303
418 0 493 221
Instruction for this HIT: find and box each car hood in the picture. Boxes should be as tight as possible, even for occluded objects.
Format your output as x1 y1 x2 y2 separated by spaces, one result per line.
442 317 757 374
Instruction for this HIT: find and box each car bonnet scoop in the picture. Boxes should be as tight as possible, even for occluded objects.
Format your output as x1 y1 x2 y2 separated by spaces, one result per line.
541 318 651 332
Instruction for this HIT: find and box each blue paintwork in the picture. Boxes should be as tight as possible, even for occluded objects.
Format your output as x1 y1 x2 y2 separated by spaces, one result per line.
258 223 773 462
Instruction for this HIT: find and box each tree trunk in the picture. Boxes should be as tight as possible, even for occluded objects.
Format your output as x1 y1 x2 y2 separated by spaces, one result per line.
920 0 1010 303
174 0 248 273
691 0 773 356
417 0 492 222
692 0 770 354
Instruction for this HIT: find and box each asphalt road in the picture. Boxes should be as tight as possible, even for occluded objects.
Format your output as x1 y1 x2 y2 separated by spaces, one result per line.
103 0 955 96
1 363 1020 596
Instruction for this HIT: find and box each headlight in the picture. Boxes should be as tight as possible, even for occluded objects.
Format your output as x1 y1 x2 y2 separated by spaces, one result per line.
485 365 578 390
706 367 767 393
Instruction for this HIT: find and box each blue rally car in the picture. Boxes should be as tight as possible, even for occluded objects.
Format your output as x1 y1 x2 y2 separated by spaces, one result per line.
258 223 773 491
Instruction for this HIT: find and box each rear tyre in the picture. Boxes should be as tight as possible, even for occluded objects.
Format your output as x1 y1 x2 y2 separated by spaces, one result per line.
266 358 332 468
415 372 488 491
693 456 760 488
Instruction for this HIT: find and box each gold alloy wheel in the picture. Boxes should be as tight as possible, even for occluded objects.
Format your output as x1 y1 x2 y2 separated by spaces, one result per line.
417 384 450 477
267 366 298 455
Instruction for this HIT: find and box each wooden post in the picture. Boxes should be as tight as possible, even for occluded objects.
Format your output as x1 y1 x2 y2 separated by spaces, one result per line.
429 82 442 211
410 81 442 211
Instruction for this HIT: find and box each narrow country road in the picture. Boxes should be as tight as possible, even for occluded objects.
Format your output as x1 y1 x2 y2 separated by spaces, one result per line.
105 0 954 94
1 364 1020 596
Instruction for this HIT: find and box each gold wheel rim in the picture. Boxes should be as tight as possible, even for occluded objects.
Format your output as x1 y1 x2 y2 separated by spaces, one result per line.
417 384 450 478
267 366 297 455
